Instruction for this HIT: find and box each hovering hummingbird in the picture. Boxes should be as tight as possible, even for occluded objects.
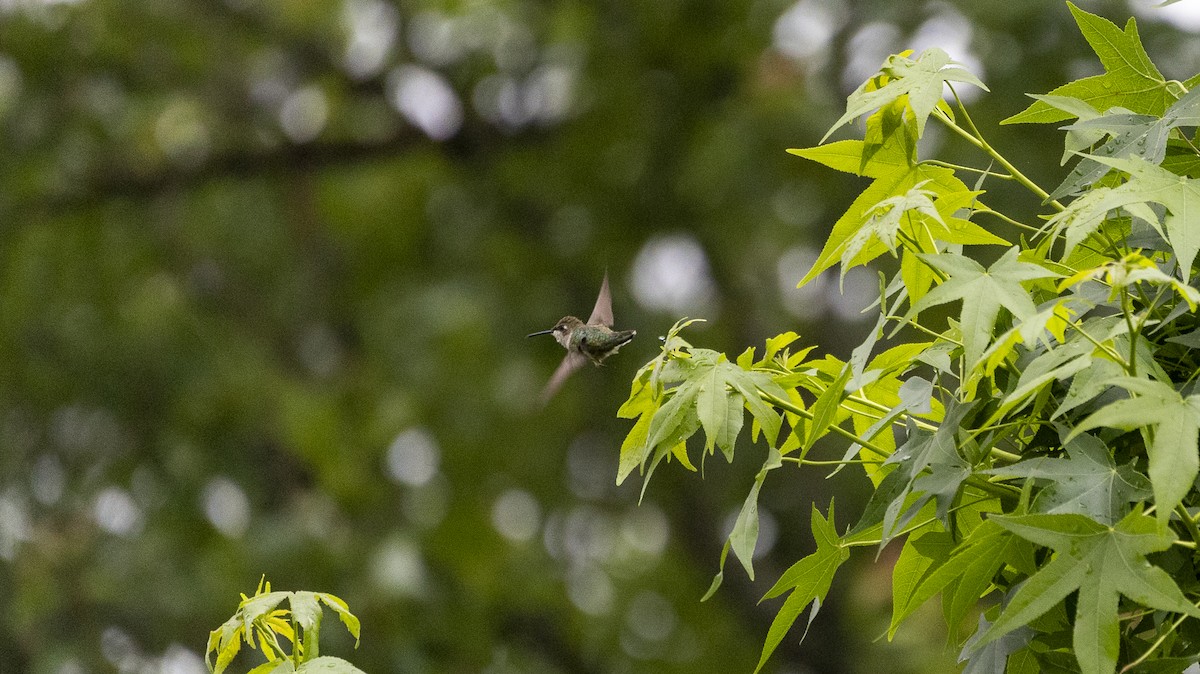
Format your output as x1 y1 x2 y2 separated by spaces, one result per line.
527 272 636 403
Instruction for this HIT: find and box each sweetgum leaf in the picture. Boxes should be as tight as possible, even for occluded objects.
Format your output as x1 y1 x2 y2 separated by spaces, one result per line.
1004 3 1175 125
1068 376 1200 525
975 510 1200 674
755 502 848 673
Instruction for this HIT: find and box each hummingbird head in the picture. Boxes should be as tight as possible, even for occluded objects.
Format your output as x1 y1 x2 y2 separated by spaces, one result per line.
527 315 584 348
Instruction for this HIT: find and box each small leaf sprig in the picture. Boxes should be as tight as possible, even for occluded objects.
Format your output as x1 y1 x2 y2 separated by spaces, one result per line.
206 577 363 674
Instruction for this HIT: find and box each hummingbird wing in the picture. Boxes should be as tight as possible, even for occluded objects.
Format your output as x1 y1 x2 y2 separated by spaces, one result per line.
539 350 587 405
586 271 614 327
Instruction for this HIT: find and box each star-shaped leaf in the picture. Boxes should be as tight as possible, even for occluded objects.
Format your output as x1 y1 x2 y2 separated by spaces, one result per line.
904 248 1058 369
1067 376 1200 525
824 48 987 142
840 183 942 273
1060 251 1200 311
793 115 987 287
1048 85 1200 199
1090 155 1200 276
755 502 850 673
973 510 1200 674
1004 3 1178 125
982 432 1151 524
1043 180 1161 261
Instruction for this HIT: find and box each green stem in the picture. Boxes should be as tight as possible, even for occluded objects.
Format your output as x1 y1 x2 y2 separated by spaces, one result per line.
971 207 1041 234
1176 503 1200 548
1067 318 1130 370
760 391 891 460
781 457 880 466
842 497 994 548
845 394 940 432
1119 604 1199 673
1121 288 1139 377
923 159 1015 180
932 105 1064 211
760 391 1020 499
884 314 960 344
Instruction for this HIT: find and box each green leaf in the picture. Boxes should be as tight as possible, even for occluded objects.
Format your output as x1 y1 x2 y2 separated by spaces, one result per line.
1004 3 1174 125
241 591 290 635
1047 85 1200 199
1100 156 1200 275
1068 377 1200 524
959 615 1034 674
645 379 702 457
788 140 893 175
756 502 849 673
1052 357 1124 420
889 528 954 637
974 510 1200 674
290 592 323 659
697 354 745 459
294 656 368 673
840 183 943 275
804 363 852 452
208 615 244 674
905 248 1057 371
617 411 654 485
891 521 1022 637
824 48 987 142
250 662 295 674
763 332 801 364
729 448 782 580
1044 186 1158 263
701 541 732 603
855 403 972 548
793 117 986 287
1027 94 1105 164
995 334 1093 419
316 593 360 647
983 432 1150 524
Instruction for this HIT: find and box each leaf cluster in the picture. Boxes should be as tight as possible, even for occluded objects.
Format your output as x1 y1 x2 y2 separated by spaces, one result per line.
617 4 1200 672
206 577 364 674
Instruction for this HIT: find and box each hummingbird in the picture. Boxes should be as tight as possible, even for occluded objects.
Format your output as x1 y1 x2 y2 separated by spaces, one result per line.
527 272 636 403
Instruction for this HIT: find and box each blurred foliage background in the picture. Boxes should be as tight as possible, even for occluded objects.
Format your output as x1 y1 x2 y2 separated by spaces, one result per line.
1 1 1198 672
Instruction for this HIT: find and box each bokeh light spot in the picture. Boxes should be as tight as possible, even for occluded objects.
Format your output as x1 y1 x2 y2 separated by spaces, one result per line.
491 489 541 543
371 537 428 598
200 476 250 539
154 98 210 166
342 0 399 79
828 266 877 321
386 427 441 487
567 564 614 615
620 505 669 558
774 0 843 63
0 489 29 561
630 234 716 315
778 246 827 319
625 591 677 643
31 453 64 505
93 487 143 537
388 65 463 140
279 85 328 143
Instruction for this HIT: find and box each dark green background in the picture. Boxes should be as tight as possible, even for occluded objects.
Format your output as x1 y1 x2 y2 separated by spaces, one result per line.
0 1 1195 672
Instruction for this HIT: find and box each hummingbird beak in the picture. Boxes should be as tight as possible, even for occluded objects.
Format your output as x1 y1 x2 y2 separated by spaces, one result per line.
526 328 555 338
